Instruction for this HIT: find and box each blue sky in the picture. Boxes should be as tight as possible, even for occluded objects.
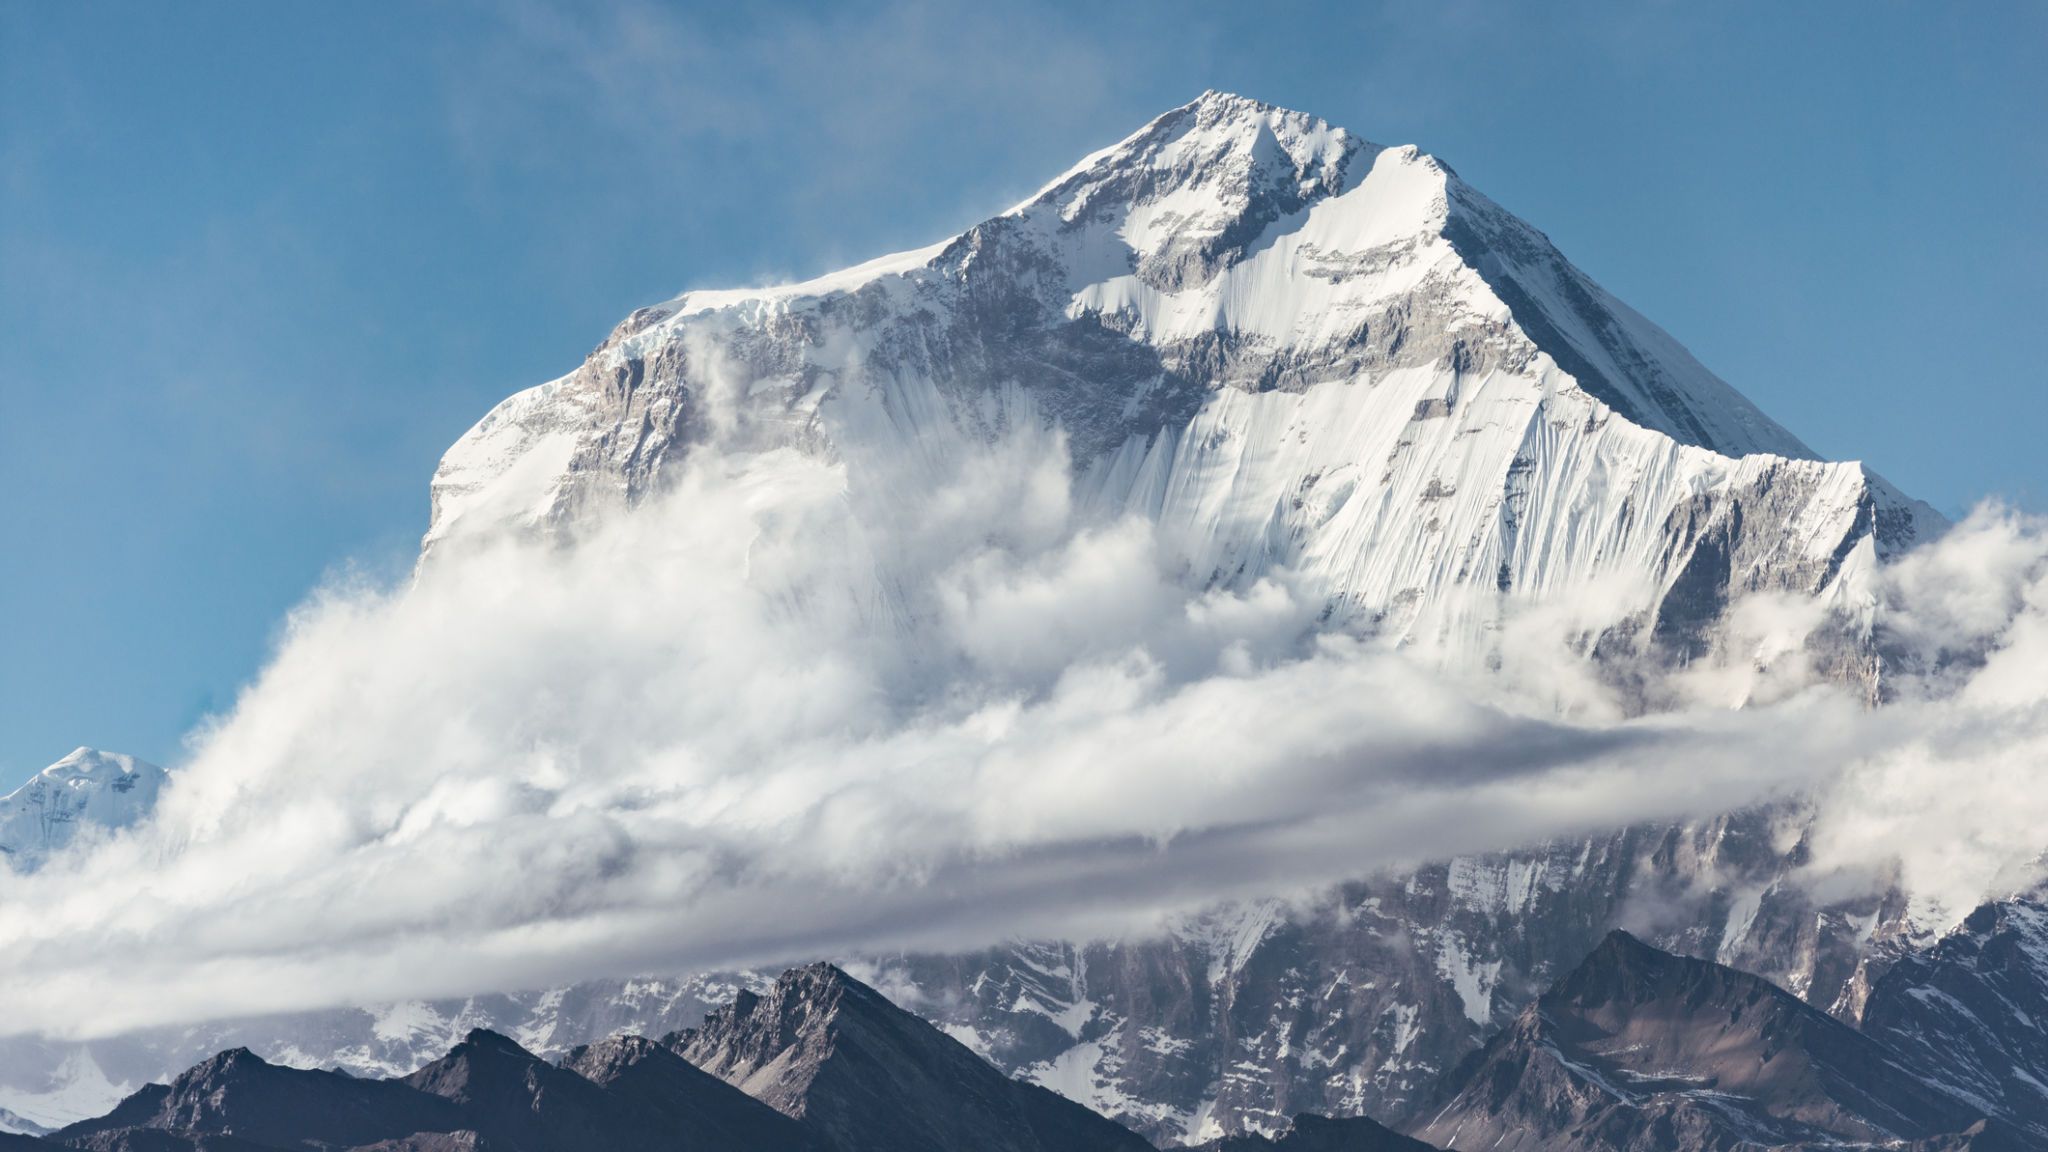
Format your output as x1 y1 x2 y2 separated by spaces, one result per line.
2 0 2043 785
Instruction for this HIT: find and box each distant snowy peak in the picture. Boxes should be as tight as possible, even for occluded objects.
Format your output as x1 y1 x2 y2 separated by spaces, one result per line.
423 91 1940 667
0 747 165 871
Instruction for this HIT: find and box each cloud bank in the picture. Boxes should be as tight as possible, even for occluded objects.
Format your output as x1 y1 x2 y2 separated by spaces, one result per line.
2 420 2046 1040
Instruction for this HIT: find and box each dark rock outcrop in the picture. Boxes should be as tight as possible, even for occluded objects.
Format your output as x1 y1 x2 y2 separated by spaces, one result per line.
53 1025 811 1152
46 963 1139 1152
669 962 1153 1152
558 1033 815 1149
57 1047 462 1150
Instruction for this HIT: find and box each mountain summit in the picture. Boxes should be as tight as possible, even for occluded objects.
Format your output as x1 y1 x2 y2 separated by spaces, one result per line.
425 91 1936 669
0 748 165 871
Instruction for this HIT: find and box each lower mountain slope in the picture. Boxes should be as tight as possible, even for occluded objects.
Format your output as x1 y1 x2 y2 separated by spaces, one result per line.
668 962 1154 1152
1407 930 1991 1152
29 939 2048 1152
402 1027 811 1151
40 964 1142 1152
55 1048 463 1149
49 1026 811 1152
558 1034 817 1150
402 1029 621 1150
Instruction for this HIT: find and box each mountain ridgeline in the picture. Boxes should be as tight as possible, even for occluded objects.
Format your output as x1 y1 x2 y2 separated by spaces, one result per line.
37 963 1146 1152
27 934 2047 1152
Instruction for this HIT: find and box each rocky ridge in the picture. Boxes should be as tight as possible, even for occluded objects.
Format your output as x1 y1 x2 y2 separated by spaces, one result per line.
33 964 1142 1152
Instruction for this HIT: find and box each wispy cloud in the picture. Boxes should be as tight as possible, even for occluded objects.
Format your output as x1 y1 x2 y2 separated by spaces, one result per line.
5 384 2047 1040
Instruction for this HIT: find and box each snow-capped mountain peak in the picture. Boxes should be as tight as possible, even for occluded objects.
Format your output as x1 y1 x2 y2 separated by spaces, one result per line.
423 92 1937 675
0 747 166 871
1001 89 1819 462
1011 90 1370 279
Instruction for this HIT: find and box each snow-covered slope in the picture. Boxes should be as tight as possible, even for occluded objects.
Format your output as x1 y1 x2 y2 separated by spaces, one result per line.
425 91 1939 666
0 748 165 872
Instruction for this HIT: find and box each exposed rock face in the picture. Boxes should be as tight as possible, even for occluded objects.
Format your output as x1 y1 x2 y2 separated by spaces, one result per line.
1409 931 1983 1152
398 1028 667 1151
669 962 1153 1152
558 1034 815 1149
394 1025 816 1151
55 1047 464 1150
1863 900 2048 1142
46 1010 824 1151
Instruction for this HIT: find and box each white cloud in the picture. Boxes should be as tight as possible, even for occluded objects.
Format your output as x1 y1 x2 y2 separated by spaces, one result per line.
2 422 2047 1041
